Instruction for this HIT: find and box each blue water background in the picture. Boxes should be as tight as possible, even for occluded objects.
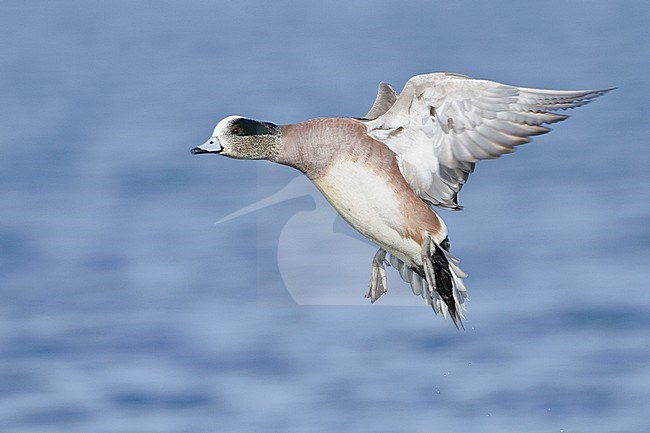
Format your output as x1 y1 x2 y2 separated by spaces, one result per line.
1 1 649 432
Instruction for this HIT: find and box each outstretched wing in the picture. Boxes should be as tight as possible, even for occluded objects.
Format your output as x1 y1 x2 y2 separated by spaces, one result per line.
363 73 612 209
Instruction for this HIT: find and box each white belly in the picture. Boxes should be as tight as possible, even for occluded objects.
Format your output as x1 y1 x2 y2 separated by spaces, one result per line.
313 161 422 264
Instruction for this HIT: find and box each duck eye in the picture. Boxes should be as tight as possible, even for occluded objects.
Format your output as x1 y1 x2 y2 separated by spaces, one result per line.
232 127 241 135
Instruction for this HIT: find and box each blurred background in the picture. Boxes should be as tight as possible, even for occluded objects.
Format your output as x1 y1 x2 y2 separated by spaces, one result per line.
1 1 649 432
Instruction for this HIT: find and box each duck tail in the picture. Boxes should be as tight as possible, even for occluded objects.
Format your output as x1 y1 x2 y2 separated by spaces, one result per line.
427 240 469 328
388 236 468 327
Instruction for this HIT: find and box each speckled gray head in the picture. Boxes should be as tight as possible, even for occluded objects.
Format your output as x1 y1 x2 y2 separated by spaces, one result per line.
191 115 281 160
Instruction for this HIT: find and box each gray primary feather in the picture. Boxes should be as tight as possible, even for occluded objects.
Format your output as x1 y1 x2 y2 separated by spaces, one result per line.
364 82 398 120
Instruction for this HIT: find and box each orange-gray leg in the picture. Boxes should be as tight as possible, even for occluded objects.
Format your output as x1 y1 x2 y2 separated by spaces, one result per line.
365 249 387 303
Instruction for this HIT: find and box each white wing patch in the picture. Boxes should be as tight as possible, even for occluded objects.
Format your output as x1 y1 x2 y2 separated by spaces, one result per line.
363 73 611 209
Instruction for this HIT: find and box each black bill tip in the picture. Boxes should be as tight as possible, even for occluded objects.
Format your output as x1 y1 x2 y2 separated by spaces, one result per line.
191 147 209 155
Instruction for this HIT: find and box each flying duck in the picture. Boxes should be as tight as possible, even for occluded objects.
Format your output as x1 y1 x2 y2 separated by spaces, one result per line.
192 72 610 327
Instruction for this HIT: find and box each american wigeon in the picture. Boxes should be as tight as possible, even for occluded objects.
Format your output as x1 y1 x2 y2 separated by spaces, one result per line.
192 72 610 326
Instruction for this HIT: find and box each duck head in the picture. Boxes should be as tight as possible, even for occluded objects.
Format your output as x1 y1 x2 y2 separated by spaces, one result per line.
191 115 281 160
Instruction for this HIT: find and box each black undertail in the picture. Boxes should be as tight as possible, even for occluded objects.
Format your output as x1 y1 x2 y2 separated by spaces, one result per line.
412 238 462 328
432 243 461 328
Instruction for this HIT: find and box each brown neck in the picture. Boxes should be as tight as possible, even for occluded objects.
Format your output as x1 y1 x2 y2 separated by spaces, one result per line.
275 118 387 180
275 119 336 179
